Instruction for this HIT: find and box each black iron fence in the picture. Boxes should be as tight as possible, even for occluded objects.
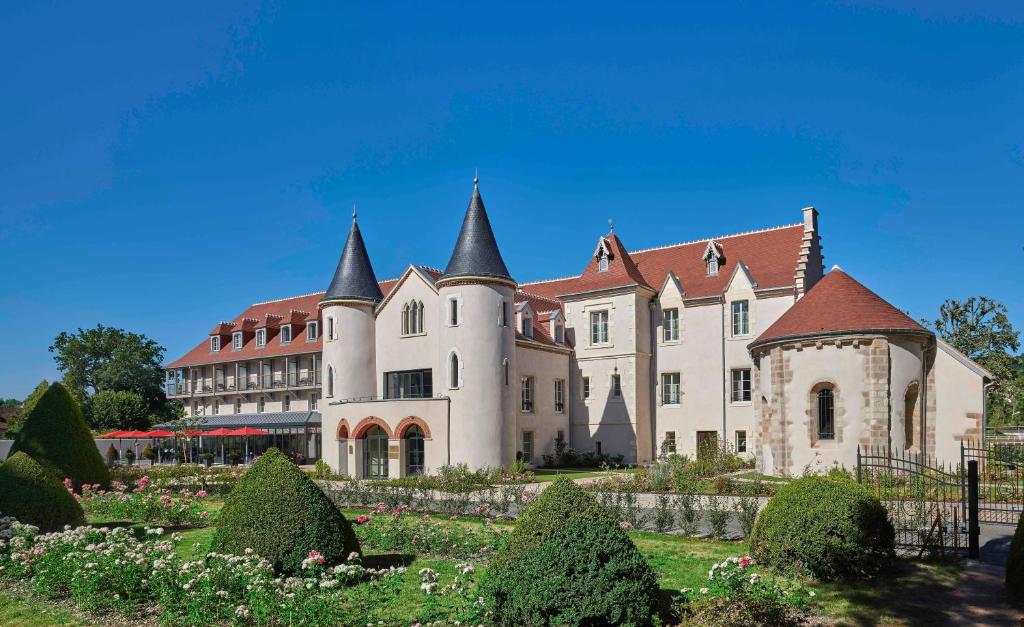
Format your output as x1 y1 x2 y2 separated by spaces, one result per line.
962 440 1024 525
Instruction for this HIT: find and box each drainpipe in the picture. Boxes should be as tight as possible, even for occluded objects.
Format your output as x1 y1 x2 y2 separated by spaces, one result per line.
721 298 727 447
649 299 657 461
446 396 452 466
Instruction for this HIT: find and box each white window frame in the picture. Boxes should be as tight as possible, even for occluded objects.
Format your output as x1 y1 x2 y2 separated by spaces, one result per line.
731 368 752 403
662 308 680 342
521 430 534 463
664 431 677 454
232 332 243 351
255 328 267 348
598 255 609 272
611 373 622 398
731 300 750 337
447 296 460 327
736 430 748 453
210 336 221 352
661 372 681 405
521 376 534 413
554 379 565 414
582 376 591 400
589 310 609 345
310 394 318 410
327 317 336 341
554 322 564 344
280 324 292 345
307 321 319 342
521 313 533 339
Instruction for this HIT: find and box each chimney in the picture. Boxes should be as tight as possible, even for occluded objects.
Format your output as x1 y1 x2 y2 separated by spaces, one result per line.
794 206 825 298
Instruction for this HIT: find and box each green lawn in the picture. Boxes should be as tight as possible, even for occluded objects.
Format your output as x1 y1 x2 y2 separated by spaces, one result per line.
0 591 89 627
530 467 636 482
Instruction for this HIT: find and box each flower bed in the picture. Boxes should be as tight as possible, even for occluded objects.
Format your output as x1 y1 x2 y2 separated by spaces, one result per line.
72 476 212 527
353 504 509 560
111 465 242 497
0 516 407 626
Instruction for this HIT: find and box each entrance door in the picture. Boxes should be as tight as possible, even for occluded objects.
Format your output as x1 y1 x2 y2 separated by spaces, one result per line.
697 431 718 460
363 426 389 479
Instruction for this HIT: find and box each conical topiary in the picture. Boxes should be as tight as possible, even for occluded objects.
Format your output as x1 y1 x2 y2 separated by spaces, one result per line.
212 448 359 574
0 452 86 532
10 382 110 490
494 476 617 566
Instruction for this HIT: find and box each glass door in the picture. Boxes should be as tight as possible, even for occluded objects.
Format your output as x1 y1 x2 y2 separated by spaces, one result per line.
363 426 389 479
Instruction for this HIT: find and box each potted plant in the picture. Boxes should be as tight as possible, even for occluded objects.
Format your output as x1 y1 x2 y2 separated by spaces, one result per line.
202 451 214 468
125 448 136 466
227 450 240 467
105 444 119 468
142 444 156 463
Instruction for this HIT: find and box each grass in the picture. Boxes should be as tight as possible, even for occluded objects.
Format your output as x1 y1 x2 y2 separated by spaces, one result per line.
530 467 636 482
0 591 89 626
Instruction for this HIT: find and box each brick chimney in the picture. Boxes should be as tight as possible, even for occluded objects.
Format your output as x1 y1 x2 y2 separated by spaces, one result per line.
794 206 825 298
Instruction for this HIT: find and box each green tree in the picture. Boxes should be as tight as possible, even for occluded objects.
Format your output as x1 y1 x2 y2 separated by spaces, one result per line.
88 390 150 430
932 297 1022 427
2 380 49 437
49 324 170 423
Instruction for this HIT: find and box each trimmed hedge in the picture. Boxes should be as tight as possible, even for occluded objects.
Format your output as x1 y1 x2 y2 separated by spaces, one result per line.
488 515 659 627
212 448 359 574
0 452 85 532
750 475 894 580
494 476 616 566
11 382 110 491
1006 511 1024 599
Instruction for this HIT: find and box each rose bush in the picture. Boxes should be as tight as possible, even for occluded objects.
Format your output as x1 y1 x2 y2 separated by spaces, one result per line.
73 475 211 527
354 503 508 560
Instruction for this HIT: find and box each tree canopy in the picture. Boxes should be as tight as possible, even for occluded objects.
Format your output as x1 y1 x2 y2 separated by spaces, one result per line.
89 390 150 430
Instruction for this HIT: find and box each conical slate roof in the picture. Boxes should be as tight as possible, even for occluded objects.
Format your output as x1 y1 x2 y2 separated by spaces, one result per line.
440 181 513 283
321 216 384 305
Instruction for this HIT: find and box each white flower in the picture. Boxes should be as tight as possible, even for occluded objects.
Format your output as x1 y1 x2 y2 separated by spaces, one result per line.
699 587 709 594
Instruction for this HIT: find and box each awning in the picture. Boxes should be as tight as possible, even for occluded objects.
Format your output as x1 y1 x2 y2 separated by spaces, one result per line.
155 411 321 431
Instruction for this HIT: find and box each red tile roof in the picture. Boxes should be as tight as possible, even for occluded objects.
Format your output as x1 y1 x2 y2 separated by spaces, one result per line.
750 268 930 349
523 224 805 299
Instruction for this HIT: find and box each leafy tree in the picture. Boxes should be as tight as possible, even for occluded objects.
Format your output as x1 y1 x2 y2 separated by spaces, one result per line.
88 390 150 430
49 324 170 421
1 380 49 437
932 297 1022 426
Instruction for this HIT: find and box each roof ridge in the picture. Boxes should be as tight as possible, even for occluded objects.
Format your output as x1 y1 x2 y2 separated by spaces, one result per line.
517 289 563 305
519 273 581 287
251 291 326 306
628 222 802 255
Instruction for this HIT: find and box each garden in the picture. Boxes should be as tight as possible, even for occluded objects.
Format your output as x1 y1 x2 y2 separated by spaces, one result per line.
0 383 1004 626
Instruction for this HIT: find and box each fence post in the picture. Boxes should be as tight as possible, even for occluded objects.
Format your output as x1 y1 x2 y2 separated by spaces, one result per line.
968 459 980 559
856 446 862 483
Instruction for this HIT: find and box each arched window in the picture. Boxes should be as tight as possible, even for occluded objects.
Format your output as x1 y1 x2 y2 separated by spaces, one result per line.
327 365 335 397
503 358 509 386
363 425 389 479
406 424 425 476
401 303 410 335
816 387 835 440
904 382 919 450
448 351 461 389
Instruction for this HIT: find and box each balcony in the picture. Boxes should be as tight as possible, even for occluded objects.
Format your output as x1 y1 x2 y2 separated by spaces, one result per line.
166 372 322 397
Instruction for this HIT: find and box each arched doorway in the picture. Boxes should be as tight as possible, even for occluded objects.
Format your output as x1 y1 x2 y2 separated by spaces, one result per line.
363 425 389 479
904 382 919 450
406 424 425 476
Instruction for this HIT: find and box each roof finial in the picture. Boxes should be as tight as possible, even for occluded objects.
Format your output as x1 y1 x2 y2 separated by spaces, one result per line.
352 204 357 222
474 167 479 188
608 218 614 234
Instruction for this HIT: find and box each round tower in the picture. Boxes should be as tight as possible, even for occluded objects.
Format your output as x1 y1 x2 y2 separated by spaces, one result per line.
437 177 517 469
318 211 383 473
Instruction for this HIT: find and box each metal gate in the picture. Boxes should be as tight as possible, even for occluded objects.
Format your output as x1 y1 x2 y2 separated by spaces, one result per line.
962 440 1024 525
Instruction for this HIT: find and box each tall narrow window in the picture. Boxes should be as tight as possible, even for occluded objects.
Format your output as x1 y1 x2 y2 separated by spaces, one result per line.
817 388 835 440
232 332 243 350
406 425 425 476
904 383 919 449
448 298 459 326
283 396 291 411
735 430 748 453
521 376 534 412
521 431 534 462
280 324 292 344
555 322 564 344
661 372 680 405
554 379 565 413
310 393 318 410
211 336 221 352
234 398 241 414
212 400 220 415
521 313 533 338
307 321 319 342
707 256 719 276
731 301 750 336
590 310 609 344
449 352 461 389
500 300 510 327
598 254 609 272
611 374 622 398
403 301 424 335
327 317 336 341
582 376 591 400
663 431 677 454
663 308 679 342
256 328 267 347
327 365 335 397
731 369 752 402
257 397 265 413
503 359 509 386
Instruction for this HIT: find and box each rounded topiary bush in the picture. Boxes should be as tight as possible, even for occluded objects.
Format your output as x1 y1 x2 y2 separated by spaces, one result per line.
1006 511 1024 599
11 382 110 490
212 448 359 574
0 452 85 532
494 476 616 566
750 475 894 580
488 515 659 627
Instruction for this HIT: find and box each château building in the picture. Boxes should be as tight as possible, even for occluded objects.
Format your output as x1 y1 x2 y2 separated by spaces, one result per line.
165 178 991 477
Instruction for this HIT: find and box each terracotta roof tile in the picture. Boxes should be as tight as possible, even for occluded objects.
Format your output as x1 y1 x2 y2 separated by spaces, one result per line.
750 268 930 349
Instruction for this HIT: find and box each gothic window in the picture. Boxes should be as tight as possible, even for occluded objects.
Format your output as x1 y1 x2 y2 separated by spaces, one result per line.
448 351 461 389
327 365 335 398
816 387 835 440
401 301 425 335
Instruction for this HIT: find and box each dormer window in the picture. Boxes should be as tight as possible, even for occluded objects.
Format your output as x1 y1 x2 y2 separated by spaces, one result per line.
307 321 319 342
704 241 722 277
210 336 221 352
598 253 609 273
232 332 243 351
280 324 292 345
255 328 267 348
594 238 613 273
707 257 719 276
555 322 564 344
521 313 533 339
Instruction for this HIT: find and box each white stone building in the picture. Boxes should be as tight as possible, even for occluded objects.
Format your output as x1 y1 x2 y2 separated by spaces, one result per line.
165 179 991 477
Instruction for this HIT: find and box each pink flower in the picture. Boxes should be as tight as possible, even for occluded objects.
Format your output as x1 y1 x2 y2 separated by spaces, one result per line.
196 490 207 498
63 478 73 490
160 495 172 505
391 507 401 516
200 511 209 519
356 515 369 524
739 556 752 569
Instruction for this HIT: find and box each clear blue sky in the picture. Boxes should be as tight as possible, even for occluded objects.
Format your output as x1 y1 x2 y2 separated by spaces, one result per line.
2 2 1022 399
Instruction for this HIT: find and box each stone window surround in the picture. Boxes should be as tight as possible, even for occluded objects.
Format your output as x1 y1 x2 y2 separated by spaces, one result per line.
808 379 843 447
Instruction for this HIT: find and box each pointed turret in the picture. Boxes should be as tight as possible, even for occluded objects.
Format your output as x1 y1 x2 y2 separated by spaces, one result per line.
321 212 384 306
439 178 514 285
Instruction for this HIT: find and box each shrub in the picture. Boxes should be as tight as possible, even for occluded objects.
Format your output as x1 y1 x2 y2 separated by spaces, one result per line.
750 475 894 580
10 382 110 490
1006 510 1024 599
494 476 615 566
88 390 149 431
487 515 659 626
212 448 359 573
0 452 85 532
680 595 808 627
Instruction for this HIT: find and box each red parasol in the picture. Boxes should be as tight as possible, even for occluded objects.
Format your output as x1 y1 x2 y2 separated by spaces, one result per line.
205 428 235 436
97 430 126 438
120 430 151 439
227 427 269 436
145 429 175 438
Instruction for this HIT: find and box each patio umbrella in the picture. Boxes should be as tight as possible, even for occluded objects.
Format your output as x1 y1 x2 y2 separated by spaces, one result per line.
205 428 234 462
227 427 269 461
97 431 127 462
120 430 149 461
144 430 175 463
